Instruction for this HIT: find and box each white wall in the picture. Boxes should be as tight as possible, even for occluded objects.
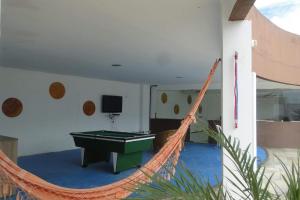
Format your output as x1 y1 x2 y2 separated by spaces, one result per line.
150 89 221 144
151 89 221 120
152 90 195 119
0 66 149 156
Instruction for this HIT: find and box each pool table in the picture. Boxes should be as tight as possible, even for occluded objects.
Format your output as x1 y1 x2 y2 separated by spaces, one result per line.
70 130 155 173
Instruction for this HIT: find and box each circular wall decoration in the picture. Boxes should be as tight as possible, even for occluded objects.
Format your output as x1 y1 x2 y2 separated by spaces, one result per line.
174 104 180 115
2 98 23 118
49 82 65 99
83 100 96 116
187 95 192 104
161 93 168 104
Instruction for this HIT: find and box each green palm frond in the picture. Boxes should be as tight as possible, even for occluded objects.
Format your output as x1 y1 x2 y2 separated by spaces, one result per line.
206 129 276 200
276 152 300 200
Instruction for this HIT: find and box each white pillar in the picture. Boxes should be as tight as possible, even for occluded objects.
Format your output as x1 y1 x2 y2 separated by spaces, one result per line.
150 86 159 119
139 84 150 132
221 0 257 194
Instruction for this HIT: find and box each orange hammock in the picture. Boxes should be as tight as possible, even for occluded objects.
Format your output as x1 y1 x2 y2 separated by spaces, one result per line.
0 59 221 200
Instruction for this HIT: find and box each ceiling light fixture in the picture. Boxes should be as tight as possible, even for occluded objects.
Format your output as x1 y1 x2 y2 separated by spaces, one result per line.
112 64 122 67
176 76 184 79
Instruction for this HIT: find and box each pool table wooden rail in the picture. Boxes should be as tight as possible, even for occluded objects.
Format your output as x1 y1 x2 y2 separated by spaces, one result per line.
70 132 155 142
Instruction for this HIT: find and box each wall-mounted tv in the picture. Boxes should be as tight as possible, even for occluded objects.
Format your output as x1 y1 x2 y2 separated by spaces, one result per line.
102 95 123 113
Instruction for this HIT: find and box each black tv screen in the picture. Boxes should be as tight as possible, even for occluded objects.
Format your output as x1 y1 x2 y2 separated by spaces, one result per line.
102 95 123 113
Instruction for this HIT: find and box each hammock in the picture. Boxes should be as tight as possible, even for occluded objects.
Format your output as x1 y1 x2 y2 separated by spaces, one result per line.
0 59 221 200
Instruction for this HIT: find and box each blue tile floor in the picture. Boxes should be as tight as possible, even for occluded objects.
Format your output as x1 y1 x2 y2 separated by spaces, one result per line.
18 143 268 189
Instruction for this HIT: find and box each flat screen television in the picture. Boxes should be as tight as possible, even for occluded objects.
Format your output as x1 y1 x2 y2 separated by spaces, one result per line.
102 95 123 113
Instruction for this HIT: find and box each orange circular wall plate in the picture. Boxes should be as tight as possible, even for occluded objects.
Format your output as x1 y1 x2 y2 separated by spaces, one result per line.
83 100 96 116
49 82 65 99
2 98 23 118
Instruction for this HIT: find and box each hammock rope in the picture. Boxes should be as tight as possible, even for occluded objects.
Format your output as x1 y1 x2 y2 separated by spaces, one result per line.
0 59 221 200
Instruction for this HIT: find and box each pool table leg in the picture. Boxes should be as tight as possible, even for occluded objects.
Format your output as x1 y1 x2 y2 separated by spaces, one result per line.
112 152 143 174
112 152 118 174
81 148 86 167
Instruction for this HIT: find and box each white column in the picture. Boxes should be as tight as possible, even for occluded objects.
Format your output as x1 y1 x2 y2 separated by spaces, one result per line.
221 0 257 194
150 86 158 119
139 84 150 132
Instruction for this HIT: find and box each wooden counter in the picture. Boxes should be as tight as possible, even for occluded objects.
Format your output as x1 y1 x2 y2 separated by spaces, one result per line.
257 121 300 148
0 135 18 163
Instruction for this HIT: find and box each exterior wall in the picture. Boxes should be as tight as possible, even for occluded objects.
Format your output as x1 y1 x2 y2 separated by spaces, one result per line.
248 8 300 86
256 81 300 148
0 66 149 156
247 8 300 148
257 121 300 148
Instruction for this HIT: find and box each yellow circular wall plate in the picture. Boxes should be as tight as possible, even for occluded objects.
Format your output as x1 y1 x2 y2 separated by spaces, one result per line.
161 93 168 104
174 104 180 115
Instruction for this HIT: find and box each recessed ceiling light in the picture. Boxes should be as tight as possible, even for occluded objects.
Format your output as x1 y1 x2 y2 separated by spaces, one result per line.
112 64 122 67
176 76 184 79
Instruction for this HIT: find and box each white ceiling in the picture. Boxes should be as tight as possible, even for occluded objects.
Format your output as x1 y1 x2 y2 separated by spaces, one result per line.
0 0 222 84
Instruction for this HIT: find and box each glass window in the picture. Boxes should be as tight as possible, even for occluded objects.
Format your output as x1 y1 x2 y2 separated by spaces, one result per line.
257 79 300 121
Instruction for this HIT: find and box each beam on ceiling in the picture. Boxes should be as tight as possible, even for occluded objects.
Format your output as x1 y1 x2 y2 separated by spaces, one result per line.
229 0 256 21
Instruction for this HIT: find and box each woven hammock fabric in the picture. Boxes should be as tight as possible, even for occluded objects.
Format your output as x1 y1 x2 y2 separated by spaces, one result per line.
0 59 221 200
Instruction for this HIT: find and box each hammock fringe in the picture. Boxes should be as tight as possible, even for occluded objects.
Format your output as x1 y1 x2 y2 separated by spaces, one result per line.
0 59 221 200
